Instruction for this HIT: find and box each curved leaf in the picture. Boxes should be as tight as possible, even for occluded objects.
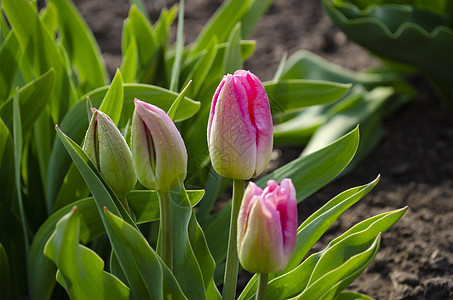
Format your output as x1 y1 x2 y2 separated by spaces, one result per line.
323 0 453 83
0 69 55 134
263 80 350 114
48 0 108 93
104 208 187 299
44 208 129 299
29 189 204 300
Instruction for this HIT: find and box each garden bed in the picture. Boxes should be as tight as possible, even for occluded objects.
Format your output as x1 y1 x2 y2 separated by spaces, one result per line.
74 0 453 298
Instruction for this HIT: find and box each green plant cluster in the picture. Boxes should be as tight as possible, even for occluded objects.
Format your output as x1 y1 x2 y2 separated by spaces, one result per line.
0 0 406 299
323 0 453 108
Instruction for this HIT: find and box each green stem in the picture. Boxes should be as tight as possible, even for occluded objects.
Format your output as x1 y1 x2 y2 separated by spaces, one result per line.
256 273 268 300
158 191 173 271
120 196 131 215
222 179 245 300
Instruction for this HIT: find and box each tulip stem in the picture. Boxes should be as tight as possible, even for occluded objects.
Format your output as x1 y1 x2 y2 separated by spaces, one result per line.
222 179 245 300
158 191 173 271
120 196 131 215
256 273 268 300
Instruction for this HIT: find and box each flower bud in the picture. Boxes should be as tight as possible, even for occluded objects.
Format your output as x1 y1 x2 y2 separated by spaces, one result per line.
207 70 273 180
237 179 297 274
83 108 136 199
131 99 187 192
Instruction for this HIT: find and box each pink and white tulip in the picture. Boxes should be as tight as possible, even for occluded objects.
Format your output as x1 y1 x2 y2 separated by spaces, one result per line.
207 70 273 180
131 99 187 192
237 179 297 274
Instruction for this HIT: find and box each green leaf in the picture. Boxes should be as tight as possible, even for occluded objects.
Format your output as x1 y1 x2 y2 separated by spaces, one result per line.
167 80 192 121
223 22 243 74
29 190 204 300
238 176 379 300
296 235 380 299
99 69 123 125
169 0 185 91
170 187 208 299
103 208 187 299
39 3 58 37
263 80 351 115
0 202 25 299
273 51 288 82
125 5 159 80
301 87 395 167
241 0 273 37
13 91 29 249
0 242 12 299
259 207 407 300
0 69 55 134
336 291 373 300
129 0 150 20
0 119 15 208
129 190 204 223
48 0 108 92
0 31 21 101
322 0 453 85
191 0 250 55
281 50 394 86
187 206 222 299
286 176 380 272
206 127 359 264
2 0 76 122
53 163 89 212
258 126 359 201
273 106 327 145
182 37 218 97
120 37 138 83
44 208 129 299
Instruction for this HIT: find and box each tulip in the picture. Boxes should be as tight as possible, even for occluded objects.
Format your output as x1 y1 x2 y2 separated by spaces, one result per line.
83 108 136 201
131 99 187 192
207 70 273 180
237 179 297 274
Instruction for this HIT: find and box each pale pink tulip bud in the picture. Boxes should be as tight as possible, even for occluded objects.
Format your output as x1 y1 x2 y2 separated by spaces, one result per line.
237 179 297 273
131 99 187 192
207 70 273 180
83 109 136 199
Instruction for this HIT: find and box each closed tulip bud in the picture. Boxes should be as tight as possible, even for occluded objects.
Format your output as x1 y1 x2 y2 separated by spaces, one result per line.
83 108 136 200
237 179 297 274
207 70 273 180
131 99 187 192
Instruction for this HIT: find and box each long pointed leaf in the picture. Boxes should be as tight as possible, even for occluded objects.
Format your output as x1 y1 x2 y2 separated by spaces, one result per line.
44 207 129 299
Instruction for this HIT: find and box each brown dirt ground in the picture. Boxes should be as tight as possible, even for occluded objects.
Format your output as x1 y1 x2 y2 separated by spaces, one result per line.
73 0 453 299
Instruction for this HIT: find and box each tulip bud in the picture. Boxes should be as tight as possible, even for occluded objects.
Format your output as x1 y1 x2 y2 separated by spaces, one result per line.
83 108 136 200
131 99 187 192
237 179 297 274
207 70 273 180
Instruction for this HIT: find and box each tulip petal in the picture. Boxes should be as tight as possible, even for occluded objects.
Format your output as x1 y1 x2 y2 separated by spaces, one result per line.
238 196 285 274
208 75 257 179
237 182 263 246
132 99 187 192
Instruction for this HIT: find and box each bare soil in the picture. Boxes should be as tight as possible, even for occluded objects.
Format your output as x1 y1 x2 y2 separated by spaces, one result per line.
73 0 453 298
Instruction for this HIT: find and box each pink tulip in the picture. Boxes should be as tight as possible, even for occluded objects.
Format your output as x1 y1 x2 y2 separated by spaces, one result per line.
207 70 273 180
237 179 297 274
131 99 187 192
